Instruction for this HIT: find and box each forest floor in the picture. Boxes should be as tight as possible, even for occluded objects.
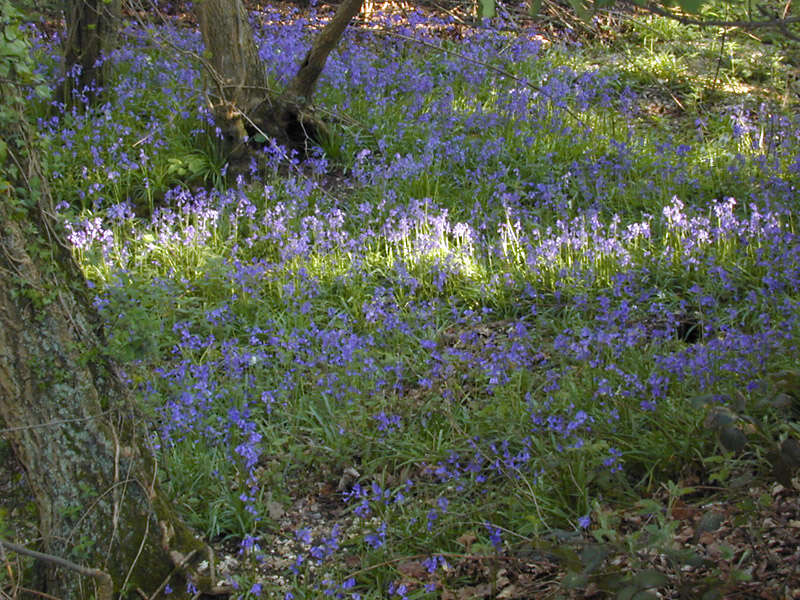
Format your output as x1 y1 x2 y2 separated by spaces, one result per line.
2 1 800 598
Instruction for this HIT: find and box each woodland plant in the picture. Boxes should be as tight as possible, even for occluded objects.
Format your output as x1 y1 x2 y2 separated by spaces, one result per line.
9 1 800 598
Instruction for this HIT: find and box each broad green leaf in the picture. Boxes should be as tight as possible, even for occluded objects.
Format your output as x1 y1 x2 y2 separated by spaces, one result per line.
480 0 495 19
719 424 748 452
617 585 637 600
705 406 736 430
595 571 625 589
630 569 669 588
696 510 724 534
580 544 609 573
529 0 543 17
781 437 800 469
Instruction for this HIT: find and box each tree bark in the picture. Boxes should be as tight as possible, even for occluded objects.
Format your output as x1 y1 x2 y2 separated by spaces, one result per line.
284 0 364 104
62 0 120 107
196 0 269 114
195 0 363 167
0 113 214 600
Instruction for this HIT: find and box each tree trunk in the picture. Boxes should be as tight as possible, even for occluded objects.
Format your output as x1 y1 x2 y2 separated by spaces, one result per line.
0 113 215 600
62 0 120 107
195 0 363 168
196 0 269 116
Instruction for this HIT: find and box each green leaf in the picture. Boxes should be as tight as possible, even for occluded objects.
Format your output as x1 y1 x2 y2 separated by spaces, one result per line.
479 0 496 19
689 393 717 408
566 0 592 23
562 570 589 589
781 438 800 469
701 586 724 600
771 438 800 486
677 0 704 13
529 0 544 17
580 543 609 574
719 424 748 453
765 392 794 410
705 406 736 430
630 569 669 588
252 133 268 143
595 571 625 588
664 547 706 568
618 585 660 600
696 510 724 535
617 585 637 600
772 368 800 396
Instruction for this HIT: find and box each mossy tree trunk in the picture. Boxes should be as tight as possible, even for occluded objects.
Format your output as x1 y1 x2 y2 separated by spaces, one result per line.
0 129 210 600
195 0 363 168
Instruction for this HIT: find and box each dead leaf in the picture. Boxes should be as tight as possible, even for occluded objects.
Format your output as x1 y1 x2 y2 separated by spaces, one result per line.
497 584 519 598
336 466 360 491
458 583 492 599
267 500 284 520
457 532 478 550
397 560 427 579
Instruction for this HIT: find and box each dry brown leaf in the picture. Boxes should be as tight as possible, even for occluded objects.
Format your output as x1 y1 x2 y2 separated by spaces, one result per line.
456 532 477 548
396 560 427 580
458 583 492 599
496 584 519 598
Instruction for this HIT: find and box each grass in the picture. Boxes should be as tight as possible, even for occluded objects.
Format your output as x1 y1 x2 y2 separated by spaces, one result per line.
12 2 800 598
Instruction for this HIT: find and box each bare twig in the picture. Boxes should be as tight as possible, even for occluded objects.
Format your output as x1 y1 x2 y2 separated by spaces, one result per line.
146 549 197 600
0 541 19 598
627 1 800 41
13 586 63 600
0 408 118 434
0 539 112 600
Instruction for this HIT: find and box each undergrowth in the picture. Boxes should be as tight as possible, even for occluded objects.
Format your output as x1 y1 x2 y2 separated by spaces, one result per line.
10 1 800 598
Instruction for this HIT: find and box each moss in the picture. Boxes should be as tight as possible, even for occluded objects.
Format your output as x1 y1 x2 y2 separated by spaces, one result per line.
112 493 207 599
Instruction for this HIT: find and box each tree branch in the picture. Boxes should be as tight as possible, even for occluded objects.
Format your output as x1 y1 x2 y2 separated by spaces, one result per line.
0 538 112 600
623 1 800 41
285 0 365 104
